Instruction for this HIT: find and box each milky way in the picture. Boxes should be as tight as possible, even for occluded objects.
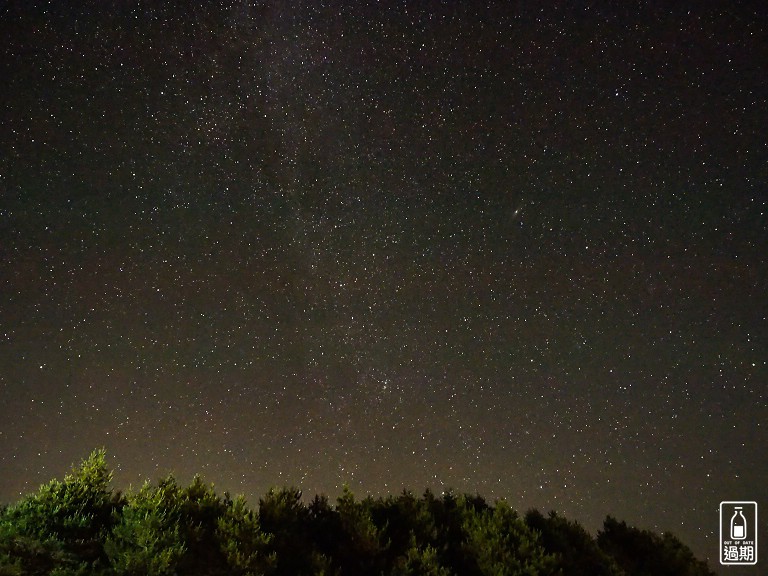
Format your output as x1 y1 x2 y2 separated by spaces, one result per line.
1 3 766 570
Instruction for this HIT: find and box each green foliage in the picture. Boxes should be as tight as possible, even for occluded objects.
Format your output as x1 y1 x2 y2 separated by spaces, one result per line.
0 449 716 576
0 550 23 576
389 534 452 576
216 494 275 575
8 449 114 542
103 476 186 575
461 499 558 576
597 516 716 576
0 449 117 575
259 486 325 575
525 509 625 576
175 475 231 573
334 486 389 575
255 490 336 576
374 490 441 567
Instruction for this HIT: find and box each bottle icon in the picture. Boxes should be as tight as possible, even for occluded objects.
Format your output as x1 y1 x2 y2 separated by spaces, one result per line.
731 507 747 540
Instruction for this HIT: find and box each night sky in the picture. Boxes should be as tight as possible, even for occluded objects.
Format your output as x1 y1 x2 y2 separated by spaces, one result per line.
1 1 766 570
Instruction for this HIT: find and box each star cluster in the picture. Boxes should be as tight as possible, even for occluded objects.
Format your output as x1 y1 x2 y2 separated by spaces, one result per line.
1 3 766 570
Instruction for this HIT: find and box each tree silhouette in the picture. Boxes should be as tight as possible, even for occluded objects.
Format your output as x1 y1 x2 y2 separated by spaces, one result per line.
104 475 187 575
216 494 274 575
0 448 119 574
461 500 558 576
597 516 715 576
0 450 717 576
525 509 624 576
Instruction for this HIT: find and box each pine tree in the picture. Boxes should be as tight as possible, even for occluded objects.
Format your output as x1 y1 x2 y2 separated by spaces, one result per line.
0 449 718 576
103 476 186 576
0 449 117 575
525 509 625 576
333 486 390 575
461 500 558 576
597 516 716 576
216 494 275 575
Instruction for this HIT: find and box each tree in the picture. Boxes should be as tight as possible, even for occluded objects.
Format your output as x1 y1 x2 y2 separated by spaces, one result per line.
103 476 186 576
597 516 715 576
0 449 717 576
0 449 118 575
333 486 389 575
461 500 558 576
525 509 625 576
216 494 275 575
175 475 230 574
307 494 342 576
258 487 327 575
422 490 469 573
373 490 439 568
388 533 452 576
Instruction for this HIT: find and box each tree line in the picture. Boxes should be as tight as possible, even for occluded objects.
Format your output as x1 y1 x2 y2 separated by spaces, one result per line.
0 450 715 575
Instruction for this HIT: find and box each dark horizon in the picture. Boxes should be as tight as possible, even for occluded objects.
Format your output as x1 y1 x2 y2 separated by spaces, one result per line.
0 448 719 576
